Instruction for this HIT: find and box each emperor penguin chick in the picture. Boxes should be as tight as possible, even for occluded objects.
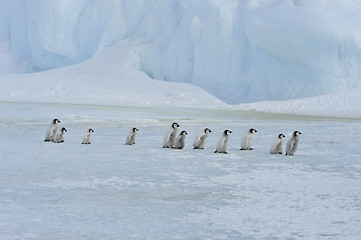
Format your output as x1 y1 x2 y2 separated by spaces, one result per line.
126 127 139 145
215 130 232 154
82 128 94 144
174 130 188 149
163 122 179 148
54 127 67 143
193 128 212 149
270 134 285 154
44 118 60 142
285 131 302 156
241 128 257 150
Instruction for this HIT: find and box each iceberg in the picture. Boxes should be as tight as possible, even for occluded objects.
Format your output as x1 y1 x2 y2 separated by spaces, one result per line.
1 0 361 103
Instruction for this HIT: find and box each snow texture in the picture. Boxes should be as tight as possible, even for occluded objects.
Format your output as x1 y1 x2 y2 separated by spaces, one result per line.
1 2 361 239
1 0 361 103
0 37 360 119
0 103 361 239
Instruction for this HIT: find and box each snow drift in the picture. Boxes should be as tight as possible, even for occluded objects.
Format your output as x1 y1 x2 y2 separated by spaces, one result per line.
0 0 361 105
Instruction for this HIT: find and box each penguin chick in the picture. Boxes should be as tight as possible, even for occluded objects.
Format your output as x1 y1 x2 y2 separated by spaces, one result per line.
125 127 139 145
82 128 94 144
163 122 179 148
215 130 232 154
241 128 257 150
270 133 285 154
193 128 212 149
44 118 60 142
285 131 302 156
54 127 67 143
174 130 188 149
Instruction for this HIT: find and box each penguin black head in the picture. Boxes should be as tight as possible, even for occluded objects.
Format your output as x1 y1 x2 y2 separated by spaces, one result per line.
279 133 285 139
293 131 301 136
133 127 139 132
249 128 257 134
180 130 188 136
224 130 232 135
53 119 60 124
89 128 94 133
172 122 180 128
205 128 212 133
61 127 67 132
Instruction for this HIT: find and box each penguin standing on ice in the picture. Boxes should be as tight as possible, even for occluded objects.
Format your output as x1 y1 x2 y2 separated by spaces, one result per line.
240 128 257 150
163 122 180 148
82 128 94 144
215 130 232 154
270 134 285 154
44 118 60 142
193 128 212 149
285 131 302 156
174 130 188 149
54 127 67 143
125 127 139 145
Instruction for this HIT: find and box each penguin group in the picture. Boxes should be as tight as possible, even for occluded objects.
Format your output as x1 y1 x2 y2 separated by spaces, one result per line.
44 119 302 156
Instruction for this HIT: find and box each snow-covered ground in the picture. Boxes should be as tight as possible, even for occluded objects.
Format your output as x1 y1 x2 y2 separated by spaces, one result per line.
1 2 361 238
1 102 361 239
2 0 361 103
1 38 360 119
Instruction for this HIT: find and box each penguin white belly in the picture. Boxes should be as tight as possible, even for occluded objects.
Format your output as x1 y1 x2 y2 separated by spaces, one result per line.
286 139 298 156
163 131 177 148
215 136 229 153
270 139 283 154
82 133 91 144
241 134 253 150
45 125 57 142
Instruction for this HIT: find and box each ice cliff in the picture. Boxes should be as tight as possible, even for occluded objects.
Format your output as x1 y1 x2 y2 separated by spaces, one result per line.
1 0 361 103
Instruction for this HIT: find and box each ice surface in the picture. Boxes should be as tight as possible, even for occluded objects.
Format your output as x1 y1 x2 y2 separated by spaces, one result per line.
1 2 361 239
1 102 361 239
1 0 361 102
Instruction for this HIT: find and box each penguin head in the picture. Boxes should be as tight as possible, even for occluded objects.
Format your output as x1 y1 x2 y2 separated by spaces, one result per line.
181 130 188 136
53 119 60 124
133 127 139 132
172 122 180 129
89 129 94 133
249 128 257 134
294 131 301 136
205 128 212 133
224 130 232 135
279 133 285 139
61 127 67 133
